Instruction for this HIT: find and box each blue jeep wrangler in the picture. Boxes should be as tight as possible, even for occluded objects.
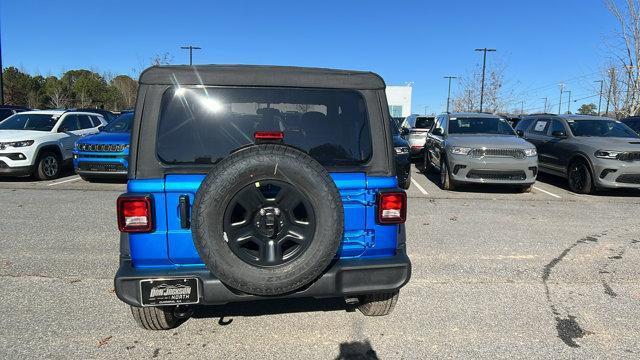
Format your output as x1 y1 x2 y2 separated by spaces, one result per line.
114 65 411 330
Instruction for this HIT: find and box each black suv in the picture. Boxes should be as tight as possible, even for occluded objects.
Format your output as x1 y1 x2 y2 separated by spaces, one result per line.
114 65 411 330
516 114 640 193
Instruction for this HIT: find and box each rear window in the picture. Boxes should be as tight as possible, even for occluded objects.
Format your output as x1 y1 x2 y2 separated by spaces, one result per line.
415 117 434 129
157 87 372 166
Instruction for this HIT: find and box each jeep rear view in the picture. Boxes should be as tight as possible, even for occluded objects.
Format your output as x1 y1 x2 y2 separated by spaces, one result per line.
114 65 411 330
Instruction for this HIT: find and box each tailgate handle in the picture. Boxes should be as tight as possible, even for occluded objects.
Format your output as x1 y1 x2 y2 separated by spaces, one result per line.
179 195 190 229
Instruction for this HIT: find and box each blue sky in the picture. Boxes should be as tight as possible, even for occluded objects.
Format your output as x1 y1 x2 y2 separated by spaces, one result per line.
0 0 620 113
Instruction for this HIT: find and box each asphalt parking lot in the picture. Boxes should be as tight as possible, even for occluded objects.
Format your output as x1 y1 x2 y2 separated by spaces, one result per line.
1 167 639 359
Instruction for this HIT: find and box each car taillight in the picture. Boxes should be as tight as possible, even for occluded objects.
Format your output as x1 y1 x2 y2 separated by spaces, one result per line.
117 195 154 233
254 131 284 141
376 191 407 224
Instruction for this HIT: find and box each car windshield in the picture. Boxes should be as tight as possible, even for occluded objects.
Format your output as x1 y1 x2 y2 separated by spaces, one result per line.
568 119 639 138
103 113 133 133
157 87 372 166
0 113 58 131
448 117 515 135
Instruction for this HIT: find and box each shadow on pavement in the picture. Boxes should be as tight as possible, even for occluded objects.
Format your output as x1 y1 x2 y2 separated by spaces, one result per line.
335 340 379 360
536 172 640 197
192 297 353 322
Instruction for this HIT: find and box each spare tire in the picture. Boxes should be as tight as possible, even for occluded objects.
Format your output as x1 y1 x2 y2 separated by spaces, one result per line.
192 144 344 295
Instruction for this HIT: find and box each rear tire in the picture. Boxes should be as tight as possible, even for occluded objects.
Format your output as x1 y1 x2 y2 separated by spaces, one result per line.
357 291 400 316
399 171 411 190
422 151 434 174
567 160 594 194
34 151 62 180
130 306 181 330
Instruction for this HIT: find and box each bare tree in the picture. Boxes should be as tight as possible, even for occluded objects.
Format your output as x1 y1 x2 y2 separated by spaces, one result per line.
47 86 67 108
112 75 138 109
451 63 512 113
604 0 640 116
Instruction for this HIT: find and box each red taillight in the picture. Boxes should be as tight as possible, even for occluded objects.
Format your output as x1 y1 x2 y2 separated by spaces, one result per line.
117 195 154 233
376 191 407 224
254 131 284 141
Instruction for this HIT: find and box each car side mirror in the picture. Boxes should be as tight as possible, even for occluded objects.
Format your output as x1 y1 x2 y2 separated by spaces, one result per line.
98 125 106 132
400 127 409 136
516 130 524 137
432 128 444 136
552 130 567 139
58 126 69 133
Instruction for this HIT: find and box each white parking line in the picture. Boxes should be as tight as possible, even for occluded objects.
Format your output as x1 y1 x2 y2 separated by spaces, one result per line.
533 186 562 199
47 176 82 186
410 177 429 195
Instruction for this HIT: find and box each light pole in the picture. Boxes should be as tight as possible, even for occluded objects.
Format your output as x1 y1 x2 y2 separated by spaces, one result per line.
541 97 548 113
520 101 524 115
444 76 457 113
474 48 496 112
594 80 604 115
180 45 201 66
558 83 565 114
565 90 572 114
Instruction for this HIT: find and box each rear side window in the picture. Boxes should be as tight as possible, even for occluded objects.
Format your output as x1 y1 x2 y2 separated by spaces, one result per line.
60 115 80 131
78 115 93 129
157 87 372 166
515 118 533 132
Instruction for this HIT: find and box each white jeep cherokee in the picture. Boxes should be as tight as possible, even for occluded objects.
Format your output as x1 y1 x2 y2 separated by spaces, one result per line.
0 110 107 180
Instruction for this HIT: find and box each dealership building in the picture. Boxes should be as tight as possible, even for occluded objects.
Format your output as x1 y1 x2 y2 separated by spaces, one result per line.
385 84 412 118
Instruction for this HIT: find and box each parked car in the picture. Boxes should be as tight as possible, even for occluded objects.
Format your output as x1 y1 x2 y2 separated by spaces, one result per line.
390 118 411 189
114 65 411 330
400 114 435 161
0 110 107 180
422 112 538 191
517 114 640 193
73 112 133 181
74 108 117 123
0 105 31 122
621 116 640 135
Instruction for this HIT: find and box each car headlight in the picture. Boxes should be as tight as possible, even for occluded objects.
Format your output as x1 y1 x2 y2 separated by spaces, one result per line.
449 146 472 155
595 150 623 159
3 140 35 148
394 146 410 155
524 148 537 157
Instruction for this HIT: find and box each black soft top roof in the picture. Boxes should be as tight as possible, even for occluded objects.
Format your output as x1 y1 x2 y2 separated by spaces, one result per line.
139 65 386 90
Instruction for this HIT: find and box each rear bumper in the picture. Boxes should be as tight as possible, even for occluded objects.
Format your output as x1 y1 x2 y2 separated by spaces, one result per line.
115 253 411 307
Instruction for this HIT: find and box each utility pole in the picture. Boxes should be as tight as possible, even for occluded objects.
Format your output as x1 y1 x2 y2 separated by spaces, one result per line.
180 45 201 66
558 83 565 114
594 80 604 115
444 76 457 113
541 97 548 113
424 105 428 115
474 48 496 112
565 90 572 114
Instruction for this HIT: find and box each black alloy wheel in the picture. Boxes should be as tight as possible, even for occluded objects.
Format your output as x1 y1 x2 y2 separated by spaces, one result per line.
568 161 593 194
223 180 316 267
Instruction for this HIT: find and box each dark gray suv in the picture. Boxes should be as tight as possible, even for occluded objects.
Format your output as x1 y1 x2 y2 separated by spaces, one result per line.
517 114 640 193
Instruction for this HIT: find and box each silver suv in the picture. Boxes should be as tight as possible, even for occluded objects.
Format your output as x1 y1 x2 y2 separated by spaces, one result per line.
517 114 640 193
400 114 435 160
422 112 538 191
